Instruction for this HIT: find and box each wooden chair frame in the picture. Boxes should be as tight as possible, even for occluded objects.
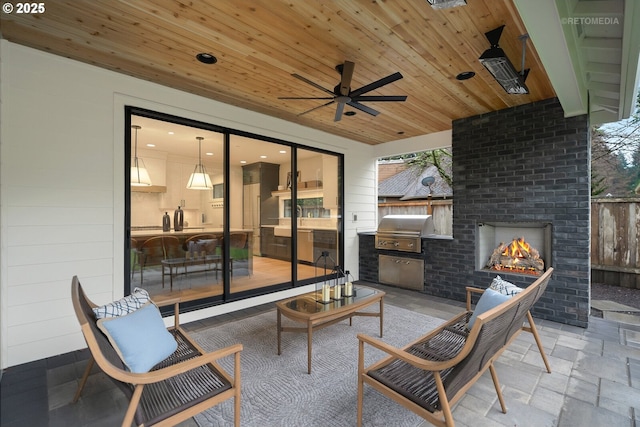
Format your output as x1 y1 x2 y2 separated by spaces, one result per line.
465 285 552 373
71 276 242 427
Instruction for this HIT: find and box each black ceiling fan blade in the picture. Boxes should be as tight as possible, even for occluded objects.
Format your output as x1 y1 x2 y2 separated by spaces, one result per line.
338 61 355 96
298 100 335 116
347 101 379 116
278 96 335 100
351 95 407 102
291 73 335 96
334 102 346 122
350 72 404 97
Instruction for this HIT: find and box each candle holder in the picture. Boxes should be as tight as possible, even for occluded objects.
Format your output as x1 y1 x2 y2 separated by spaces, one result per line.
331 265 346 301
333 276 342 300
315 251 336 304
343 270 354 297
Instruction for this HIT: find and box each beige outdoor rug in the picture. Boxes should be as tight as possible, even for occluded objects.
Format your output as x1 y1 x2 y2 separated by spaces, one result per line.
192 303 445 427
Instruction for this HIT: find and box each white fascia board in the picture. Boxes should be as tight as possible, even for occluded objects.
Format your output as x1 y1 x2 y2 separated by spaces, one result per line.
513 0 587 117
620 0 640 119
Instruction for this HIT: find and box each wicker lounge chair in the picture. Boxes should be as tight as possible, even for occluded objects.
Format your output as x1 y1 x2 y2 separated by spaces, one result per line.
357 268 553 427
71 276 242 427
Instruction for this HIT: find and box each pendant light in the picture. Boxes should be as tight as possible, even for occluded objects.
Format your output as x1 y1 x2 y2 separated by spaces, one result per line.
131 125 152 186
186 136 213 190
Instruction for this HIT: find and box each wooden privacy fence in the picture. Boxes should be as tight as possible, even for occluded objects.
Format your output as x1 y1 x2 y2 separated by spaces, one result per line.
591 199 640 289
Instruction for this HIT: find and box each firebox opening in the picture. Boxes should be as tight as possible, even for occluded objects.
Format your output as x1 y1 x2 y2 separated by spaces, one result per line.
476 222 552 276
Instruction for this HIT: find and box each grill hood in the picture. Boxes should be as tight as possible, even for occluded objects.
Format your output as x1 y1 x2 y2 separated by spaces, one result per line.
377 215 435 237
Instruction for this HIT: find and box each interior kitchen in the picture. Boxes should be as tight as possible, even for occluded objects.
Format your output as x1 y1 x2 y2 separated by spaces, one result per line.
129 113 341 302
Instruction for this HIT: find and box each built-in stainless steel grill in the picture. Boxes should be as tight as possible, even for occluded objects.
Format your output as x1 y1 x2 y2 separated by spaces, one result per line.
375 215 434 290
375 215 435 253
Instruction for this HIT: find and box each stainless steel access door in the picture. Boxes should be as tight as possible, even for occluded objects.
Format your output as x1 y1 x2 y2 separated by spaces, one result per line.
378 254 424 291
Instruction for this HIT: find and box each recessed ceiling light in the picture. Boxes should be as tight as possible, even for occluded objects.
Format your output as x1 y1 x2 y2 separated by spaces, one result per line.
344 111 356 116
196 53 217 64
279 150 287 154
205 152 213 156
146 144 156 147
456 71 476 80
240 160 247 164
260 155 267 159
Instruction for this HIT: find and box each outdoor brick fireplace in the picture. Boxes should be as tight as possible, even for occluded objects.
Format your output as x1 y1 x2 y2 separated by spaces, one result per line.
477 222 552 276
360 98 591 327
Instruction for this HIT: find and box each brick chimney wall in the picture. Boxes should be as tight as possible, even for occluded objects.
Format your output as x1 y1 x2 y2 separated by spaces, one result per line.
360 98 591 327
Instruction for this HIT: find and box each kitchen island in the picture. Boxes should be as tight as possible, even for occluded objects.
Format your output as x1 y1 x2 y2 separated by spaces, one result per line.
131 227 253 277
130 227 252 239
260 225 338 268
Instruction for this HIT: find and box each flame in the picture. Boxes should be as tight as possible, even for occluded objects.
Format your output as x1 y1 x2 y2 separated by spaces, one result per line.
487 236 543 276
502 237 531 259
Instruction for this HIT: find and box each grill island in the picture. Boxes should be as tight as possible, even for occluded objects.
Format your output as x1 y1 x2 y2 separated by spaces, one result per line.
375 215 435 253
375 215 434 290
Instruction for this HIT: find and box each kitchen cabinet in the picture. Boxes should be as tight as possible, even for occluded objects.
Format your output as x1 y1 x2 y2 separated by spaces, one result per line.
261 227 291 260
322 155 338 209
297 229 314 263
161 161 203 209
313 229 338 269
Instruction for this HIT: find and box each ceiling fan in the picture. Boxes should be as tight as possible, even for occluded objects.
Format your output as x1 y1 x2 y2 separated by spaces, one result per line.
279 61 407 122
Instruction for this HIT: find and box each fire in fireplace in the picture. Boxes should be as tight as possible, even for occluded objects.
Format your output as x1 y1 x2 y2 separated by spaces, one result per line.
476 222 551 277
485 237 544 275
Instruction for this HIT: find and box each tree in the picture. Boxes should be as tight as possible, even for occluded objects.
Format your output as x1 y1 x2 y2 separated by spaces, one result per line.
591 92 640 197
405 148 452 187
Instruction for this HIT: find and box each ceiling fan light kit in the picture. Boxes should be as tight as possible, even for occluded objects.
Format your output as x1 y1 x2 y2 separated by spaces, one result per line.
279 61 407 122
479 25 530 95
427 0 467 9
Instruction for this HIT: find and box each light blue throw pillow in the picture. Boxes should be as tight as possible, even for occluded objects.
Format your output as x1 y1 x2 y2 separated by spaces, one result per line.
97 302 177 373
467 288 511 330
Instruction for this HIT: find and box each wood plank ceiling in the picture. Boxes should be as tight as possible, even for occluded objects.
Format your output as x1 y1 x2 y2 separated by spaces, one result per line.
1 0 556 145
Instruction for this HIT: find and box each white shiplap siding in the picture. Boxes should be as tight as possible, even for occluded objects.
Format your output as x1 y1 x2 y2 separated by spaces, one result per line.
0 40 380 368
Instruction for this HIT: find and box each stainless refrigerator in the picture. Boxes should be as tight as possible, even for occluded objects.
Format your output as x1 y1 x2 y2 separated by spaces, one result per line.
243 183 261 256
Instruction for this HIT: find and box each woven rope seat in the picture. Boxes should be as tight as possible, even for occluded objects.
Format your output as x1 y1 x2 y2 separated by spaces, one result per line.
357 268 553 427
133 331 232 425
367 313 471 413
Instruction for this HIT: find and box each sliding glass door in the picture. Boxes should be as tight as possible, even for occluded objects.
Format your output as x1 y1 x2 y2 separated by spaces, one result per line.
126 108 342 307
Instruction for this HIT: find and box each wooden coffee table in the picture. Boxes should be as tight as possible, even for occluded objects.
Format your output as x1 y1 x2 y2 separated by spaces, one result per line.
276 285 385 374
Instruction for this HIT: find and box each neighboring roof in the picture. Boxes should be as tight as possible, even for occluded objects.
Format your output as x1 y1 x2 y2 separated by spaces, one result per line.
379 163 452 200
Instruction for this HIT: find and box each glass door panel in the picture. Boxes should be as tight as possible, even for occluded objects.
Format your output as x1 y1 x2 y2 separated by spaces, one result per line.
229 135 291 293
296 149 340 281
129 115 224 300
